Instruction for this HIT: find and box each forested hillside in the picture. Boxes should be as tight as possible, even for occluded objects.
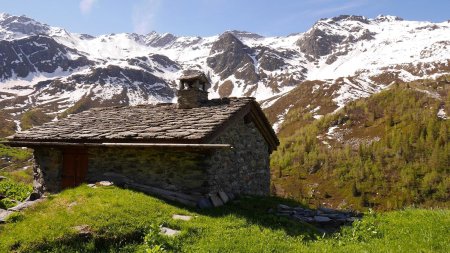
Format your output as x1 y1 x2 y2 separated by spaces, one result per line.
271 76 450 210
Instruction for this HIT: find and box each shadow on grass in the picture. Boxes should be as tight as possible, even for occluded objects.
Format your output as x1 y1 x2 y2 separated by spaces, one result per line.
128 189 324 240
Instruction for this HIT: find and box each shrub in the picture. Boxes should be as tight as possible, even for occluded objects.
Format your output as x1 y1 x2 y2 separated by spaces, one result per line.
143 223 169 253
0 198 15 209
5 212 24 223
0 179 32 203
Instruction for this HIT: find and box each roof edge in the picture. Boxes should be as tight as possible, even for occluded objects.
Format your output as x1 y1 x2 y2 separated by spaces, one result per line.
203 99 279 152
3 141 231 149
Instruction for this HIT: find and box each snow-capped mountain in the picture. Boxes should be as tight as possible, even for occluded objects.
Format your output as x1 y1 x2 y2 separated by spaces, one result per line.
1 13 450 134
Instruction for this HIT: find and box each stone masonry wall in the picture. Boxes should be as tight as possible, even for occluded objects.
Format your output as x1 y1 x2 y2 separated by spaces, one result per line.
33 147 63 194
87 147 211 194
206 119 270 196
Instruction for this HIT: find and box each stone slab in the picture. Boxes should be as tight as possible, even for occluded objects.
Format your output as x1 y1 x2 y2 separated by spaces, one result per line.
318 207 337 214
8 199 44 212
160 227 180 237
197 198 213 209
0 209 13 223
97 181 114 186
277 204 291 210
172 214 192 221
314 216 332 222
218 191 229 203
209 194 224 207
73 224 91 235
226 192 236 200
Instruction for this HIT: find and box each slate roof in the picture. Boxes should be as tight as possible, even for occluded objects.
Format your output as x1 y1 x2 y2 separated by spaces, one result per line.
8 97 279 150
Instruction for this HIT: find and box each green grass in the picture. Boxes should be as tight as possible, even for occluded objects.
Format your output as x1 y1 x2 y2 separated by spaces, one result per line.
20 108 53 131
0 179 32 201
0 144 32 161
0 144 34 184
0 179 33 209
0 186 448 252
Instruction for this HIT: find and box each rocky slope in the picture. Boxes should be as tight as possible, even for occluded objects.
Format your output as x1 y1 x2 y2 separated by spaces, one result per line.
1 13 450 134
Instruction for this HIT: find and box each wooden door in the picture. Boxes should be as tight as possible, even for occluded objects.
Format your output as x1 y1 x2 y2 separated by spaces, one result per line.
61 148 88 189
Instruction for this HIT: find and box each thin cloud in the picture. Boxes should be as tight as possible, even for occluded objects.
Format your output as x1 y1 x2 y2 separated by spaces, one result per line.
264 0 369 35
132 0 161 34
80 0 97 14
309 0 369 18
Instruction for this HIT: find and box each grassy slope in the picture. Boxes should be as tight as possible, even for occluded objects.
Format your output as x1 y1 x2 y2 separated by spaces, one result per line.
20 108 53 131
0 186 449 252
0 144 33 184
0 110 15 137
270 76 450 210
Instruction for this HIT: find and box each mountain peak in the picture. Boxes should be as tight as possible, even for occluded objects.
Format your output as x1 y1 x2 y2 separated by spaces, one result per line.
214 31 249 49
374 15 404 22
227 30 264 40
328 15 370 24
0 12 10 20
0 13 56 40
144 32 177 47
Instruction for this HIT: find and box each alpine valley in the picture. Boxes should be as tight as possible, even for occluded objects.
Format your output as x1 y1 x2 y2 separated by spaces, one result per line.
0 13 449 210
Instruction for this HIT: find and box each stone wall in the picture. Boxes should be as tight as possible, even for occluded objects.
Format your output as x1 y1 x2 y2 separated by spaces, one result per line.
33 147 63 194
87 147 210 194
206 119 270 196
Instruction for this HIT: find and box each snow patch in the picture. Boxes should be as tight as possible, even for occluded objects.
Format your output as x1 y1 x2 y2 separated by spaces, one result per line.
437 108 448 120
272 104 294 133
14 120 22 132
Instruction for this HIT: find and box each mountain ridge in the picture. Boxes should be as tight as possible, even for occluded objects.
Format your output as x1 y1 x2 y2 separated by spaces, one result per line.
1 13 450 134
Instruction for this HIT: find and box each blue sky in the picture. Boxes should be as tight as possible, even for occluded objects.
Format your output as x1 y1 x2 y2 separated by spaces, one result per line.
1 0 449 36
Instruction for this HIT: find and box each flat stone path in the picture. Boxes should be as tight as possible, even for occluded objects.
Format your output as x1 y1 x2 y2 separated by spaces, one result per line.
158 214 193 237
274 204 362 229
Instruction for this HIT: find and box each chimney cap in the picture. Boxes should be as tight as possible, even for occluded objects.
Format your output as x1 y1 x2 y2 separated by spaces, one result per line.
179 70 210 85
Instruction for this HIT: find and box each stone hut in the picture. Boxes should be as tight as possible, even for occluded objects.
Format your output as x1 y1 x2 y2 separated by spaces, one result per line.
5 71 279 206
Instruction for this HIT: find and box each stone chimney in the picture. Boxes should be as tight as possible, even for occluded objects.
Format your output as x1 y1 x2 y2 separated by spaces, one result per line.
177 70 210 109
